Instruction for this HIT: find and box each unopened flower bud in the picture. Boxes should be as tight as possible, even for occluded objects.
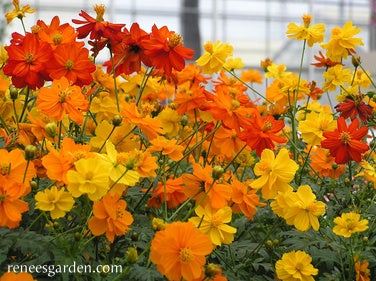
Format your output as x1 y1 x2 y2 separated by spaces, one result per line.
205 263 221 279
112 114 122 126
24 145 37 160
180 115 189 127
125 247 138 264
352 55 361 68
332 163 338 170
9 85 18 100
130 231 139 241
30 180 38 189
152 217 166 231
212 165 224 180
45 122 58 138
74 232 82 241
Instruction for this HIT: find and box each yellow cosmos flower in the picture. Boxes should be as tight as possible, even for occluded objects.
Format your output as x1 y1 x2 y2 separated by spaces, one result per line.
275 250 318 281
5 0 36 24
35 186 74 219
356 160 376 188
251 148 299 200
298 111 337 146
264 63 291 79
223 57 244 71
189 204 237 246
66 157 111 201
286 14 325 47
101 141 140 186
196 40 233 74
157 107 181 138
322 64 352 92
283 185 326 231
333 212 369 238
0 46 8 65
321 21 363 61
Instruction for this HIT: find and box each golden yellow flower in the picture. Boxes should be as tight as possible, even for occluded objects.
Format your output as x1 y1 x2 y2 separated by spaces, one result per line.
189 204 237 246
196 40 233 74
35 186 74 219
322 64 352 92
5 0 36 24
286 14 325 47
333 212 368 238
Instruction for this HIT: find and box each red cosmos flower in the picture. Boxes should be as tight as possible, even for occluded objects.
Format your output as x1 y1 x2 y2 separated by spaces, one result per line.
72 4 125 41
321 116 369 164
47 42 96 86
3 32 52 89
311 50 343 68
238 113 287 156
335 97 373 123
104 23 151 76
141 24 194 76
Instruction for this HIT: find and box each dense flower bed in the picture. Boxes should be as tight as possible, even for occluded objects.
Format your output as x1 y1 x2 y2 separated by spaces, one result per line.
0 1 375 281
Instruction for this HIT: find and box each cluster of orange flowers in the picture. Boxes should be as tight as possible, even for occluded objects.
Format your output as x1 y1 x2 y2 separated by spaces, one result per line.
0 1 375 280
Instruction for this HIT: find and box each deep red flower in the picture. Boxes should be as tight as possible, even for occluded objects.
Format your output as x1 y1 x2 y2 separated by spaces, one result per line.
321 116 369 164
3 32 52 89
238 113 287 156
72 5 124 41
104 23 151 76
141 24 194 76
335 97 373 123
47 42 96 86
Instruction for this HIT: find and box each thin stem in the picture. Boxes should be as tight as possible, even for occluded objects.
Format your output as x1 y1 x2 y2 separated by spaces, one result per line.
98 126 116 153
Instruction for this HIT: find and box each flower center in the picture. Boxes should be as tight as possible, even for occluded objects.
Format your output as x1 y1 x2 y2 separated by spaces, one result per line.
59 91 67 103
0 193 5 203
65 60 74 70
168 33 183 48
86 171 94 180
179 248 194 263
295 262 305 271
262 121 273 132
211 214 222 227
94 4 106 21
0 162 10 176
116 206 125 218
258 162 271 173
345 218 355 230
52 34 63 45
307 203 317 213
339 131 351 144
71 150 87 162
230 100 240 111
25 53 35 64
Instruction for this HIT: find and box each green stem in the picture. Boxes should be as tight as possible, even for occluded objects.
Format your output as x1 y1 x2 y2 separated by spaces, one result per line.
18 86 30 122
98 126 116 153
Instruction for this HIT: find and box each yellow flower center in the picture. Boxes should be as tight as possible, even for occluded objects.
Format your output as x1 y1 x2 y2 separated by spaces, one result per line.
94 4 106 21
302 14 312 28
295 262 305 271
86 171 94 180
71 150 87 162
0 162 10 176
179 248 194 263
332 27 342 36
339 132 351 144
53 34 63 45
345 218 355 230
204 42 214 53
230 100 240 111
262 121 273 132
307 203 317 213
65 60 74 70
47 192 57 203
211 214 222 227
25 53 35 64
258 162 271 173
168 33 183 48
59 91 67 103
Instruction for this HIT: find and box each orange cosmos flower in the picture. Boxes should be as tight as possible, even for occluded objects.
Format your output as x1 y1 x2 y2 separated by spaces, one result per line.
239 113 287 156
88 192 133 243
0 148 36 193
150 221 214 281
311 50 342 68
104 23 150 76
121 102 165 140
310 147 345 179
231 177 265 220
36 77 89 124
174 85 208 114
3 32 52 89
37 16 77 49
47 43 96 86
148 136 184 161
72 4 125 41
148 177 187 208
41 137 93 185
0 271 37 281
0 176 29 229
182 163 231 209
321 116 369 164
240 69 263 84
209 127 246 162
355 256 371 281
142 24 194 76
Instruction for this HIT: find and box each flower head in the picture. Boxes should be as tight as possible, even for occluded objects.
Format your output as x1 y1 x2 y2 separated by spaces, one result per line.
251 148 298 199
189 204 237 246
322 64 352 92
196 41 233 74
88 192 133 243
150 221 214 281
0 271 37 281
333 212 368 238
35 186 74 219
5 0 35 24
321 116 369 164
286 14 325 47
355 256 371 281
275 250 318 281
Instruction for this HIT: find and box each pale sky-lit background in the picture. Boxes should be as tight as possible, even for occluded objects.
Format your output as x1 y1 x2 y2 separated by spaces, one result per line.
1 0 373 82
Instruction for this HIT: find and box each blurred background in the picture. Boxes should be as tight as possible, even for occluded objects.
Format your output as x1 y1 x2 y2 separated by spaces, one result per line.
1 0 375 80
